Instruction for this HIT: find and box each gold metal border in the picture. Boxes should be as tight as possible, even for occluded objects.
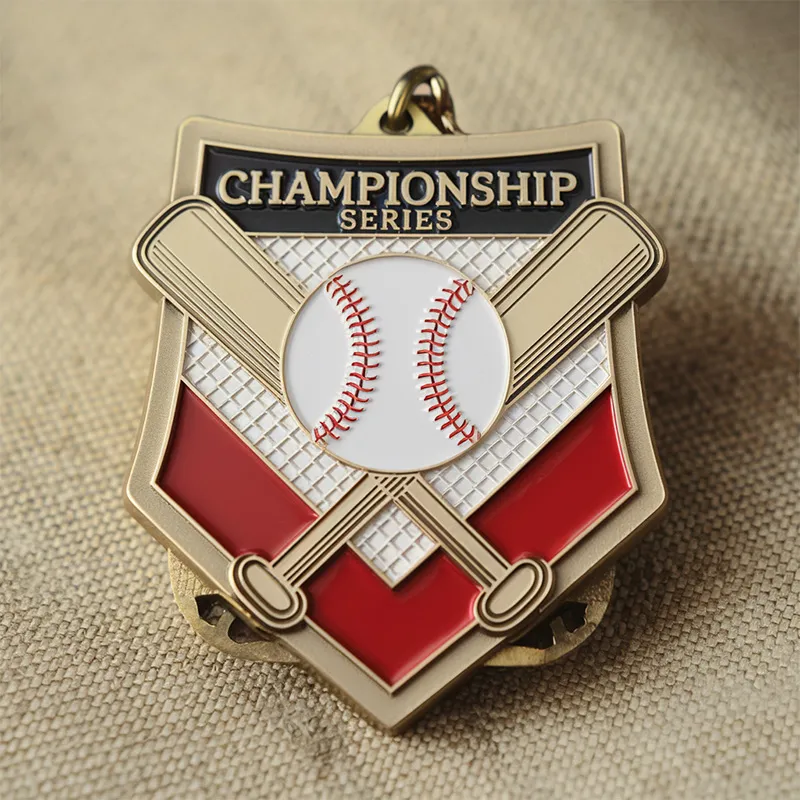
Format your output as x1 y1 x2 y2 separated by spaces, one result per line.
125 116 666 732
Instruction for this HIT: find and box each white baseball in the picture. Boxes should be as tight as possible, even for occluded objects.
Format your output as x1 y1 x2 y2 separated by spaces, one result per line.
282 254 510 473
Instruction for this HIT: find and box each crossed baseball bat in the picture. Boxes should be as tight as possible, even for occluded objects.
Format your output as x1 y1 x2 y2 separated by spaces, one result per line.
134 195 666 636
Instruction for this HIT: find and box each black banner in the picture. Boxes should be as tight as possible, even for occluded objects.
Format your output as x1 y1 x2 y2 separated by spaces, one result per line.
200 145 595 236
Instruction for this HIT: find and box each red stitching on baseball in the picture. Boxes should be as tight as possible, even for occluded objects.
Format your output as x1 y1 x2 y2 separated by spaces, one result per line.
313 275 380 445
417 277 480 446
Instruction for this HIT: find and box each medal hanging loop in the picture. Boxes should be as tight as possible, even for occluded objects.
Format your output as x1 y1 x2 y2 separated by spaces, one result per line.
381 65 462 135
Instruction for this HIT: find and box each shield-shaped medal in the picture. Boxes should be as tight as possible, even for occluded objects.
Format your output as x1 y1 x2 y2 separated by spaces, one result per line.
126 73 667 731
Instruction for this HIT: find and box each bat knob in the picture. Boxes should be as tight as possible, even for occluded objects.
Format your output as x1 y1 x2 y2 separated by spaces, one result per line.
230 554 308 632
475 559 554 635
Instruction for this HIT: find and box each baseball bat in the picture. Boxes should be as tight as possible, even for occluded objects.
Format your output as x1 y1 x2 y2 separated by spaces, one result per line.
231 472 553 636
493 198 667 403
133 196 306 401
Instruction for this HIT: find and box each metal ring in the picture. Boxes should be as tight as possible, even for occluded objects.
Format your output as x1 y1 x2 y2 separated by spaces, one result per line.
382 65 453 134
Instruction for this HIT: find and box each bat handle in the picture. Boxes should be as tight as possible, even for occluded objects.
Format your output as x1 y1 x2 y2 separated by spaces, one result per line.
230 555 308 632
474 559 554 635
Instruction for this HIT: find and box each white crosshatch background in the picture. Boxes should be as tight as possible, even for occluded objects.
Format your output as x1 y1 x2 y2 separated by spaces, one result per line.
182 234 610 583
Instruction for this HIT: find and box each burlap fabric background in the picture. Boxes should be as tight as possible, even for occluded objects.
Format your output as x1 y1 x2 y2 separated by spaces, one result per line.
1 1 797 797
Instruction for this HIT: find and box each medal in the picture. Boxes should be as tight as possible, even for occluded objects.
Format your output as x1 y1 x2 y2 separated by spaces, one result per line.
126 66 668 731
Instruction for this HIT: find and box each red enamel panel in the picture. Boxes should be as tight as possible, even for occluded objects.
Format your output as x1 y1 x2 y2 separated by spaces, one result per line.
158 385 318 559
305 549 480 686
468 389 631 563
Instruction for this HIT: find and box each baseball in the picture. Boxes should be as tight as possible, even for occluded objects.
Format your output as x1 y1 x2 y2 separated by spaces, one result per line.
282 254 510 473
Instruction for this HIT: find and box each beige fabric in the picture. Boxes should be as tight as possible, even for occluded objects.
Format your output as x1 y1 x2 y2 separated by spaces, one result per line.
1 1 798 797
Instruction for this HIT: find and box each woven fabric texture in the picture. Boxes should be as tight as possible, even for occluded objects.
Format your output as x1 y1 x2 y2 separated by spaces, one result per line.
0 1 797 798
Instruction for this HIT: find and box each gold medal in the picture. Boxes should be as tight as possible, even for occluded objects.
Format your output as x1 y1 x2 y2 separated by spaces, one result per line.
127 66 668 731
